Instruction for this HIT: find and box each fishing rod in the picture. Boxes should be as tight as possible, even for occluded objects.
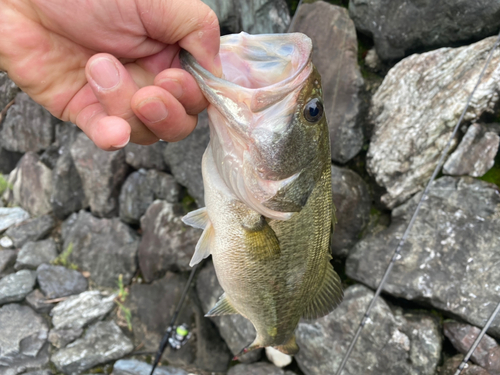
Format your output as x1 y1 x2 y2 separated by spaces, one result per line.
335 29 500 375
149 263 199 375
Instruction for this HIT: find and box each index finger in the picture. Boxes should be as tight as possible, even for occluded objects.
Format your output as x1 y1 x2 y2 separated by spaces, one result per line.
138 0 222 77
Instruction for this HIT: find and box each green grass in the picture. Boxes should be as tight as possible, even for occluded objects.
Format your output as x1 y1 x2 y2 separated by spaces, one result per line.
115 274 132 331
0 175 12 196
52 243 78 270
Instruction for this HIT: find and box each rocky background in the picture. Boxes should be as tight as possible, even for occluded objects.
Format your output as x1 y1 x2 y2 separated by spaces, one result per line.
1 1 500 374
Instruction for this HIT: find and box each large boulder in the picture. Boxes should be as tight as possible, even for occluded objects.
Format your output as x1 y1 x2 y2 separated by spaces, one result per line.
367 36 500 208
346 177 500 338
124 142 168 171
62 211 139 287
296 284 441 375
70 133 129 217
290 2 364 163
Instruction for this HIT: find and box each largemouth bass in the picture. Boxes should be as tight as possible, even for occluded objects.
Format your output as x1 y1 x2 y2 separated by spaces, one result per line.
180 32 342 355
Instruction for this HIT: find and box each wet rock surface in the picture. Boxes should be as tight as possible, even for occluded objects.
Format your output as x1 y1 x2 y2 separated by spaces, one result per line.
290 2 364 163
367 36 500 208
0 269 36 305
444 321 500 373
50 290 116 330
330 165 371 257
124 142 168 171
196 261 261 363
119 169 181 224
296 284 441 375
0 92 56 153
62 211 139 287
36 264 88 299
70 133 129 217
347 177 500 337
349 0 500 61
51 321 134 375
138 201 199 281
443 123 500 177
112 359 188 375
15 239 58 270
0 304 49 374
0 207 29 233
6 214 55 248
5 152 53 216
164 111 209 206
126 272 231 372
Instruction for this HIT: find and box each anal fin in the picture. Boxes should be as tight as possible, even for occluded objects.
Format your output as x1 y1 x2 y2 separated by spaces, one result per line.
302 259 343 320
189 222 214 267
206 293 238 316
274 334 299 355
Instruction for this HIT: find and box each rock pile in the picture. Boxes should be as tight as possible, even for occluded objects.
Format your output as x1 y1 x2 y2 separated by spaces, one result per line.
1 1 500 374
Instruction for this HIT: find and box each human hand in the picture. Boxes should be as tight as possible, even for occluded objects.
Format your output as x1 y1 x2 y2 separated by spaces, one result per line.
0 0 221 150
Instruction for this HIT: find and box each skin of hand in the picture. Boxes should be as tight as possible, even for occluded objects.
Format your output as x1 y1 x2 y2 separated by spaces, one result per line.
0 0 222 150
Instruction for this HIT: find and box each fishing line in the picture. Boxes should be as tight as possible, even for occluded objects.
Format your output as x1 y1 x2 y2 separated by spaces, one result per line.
335 30 500 375
149 263 199 375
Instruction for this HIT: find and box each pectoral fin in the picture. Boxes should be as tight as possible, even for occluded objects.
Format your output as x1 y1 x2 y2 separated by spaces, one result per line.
302 258 343 319
182 207 209 229
189 222 214 267
206 293 238 316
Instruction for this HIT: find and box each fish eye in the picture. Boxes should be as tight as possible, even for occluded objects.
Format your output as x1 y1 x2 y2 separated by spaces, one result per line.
303 98 324 123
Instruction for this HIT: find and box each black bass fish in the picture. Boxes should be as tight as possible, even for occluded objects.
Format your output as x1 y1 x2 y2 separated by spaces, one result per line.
180 32 342 355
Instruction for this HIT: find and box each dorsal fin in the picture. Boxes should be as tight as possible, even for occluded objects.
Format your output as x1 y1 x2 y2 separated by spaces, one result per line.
189 222 214 267
302 258 343 319
182 207 209 229
205 293 238 316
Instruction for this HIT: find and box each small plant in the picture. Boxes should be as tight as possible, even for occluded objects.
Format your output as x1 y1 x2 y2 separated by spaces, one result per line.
115 274 132 331
0 174 12 196
52 243 78 270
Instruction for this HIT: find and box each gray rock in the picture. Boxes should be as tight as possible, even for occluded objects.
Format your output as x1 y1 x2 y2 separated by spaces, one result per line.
25 289 55 314
346 177 500 338
203 0 290 34
51 149 87 219
0 72 19 110
37 264 88 299
126 272 231 372
196 261 261 363
119 169 181 224
164 111 209 206
124 142 168 171
15 239 58 270
50 290 116 330
443 123 500 177
0 304 50 374
439 355 491 375
23 371 53 375
367 36 500 208
0 92 56 153
444 321 500 374
62 211 139 287
0 250 16 276
228 362 293 375
4 152 53 216
138 201 200 281
51 321 133 375
48 327 84 349
5 214 55 248
0 207 29 233
112 359 188 375
0 147 22 175
70 133 129 217
296 284 441 375
331 165 371 257
290 2 364 163
349 0 500 61
0 269 36 305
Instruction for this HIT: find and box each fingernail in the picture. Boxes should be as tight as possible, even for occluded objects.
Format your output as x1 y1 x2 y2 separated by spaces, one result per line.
111 134 130 149
137 98 168 123
89 58 120 89
160 78 183 99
